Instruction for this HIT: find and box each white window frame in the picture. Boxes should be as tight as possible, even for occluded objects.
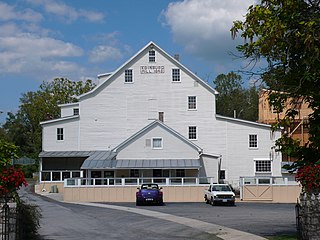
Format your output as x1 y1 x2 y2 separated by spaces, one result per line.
124 69 133 83
188 96 197 110
149 50 155 62
172 68 180 82
254 159 272 173
188 126 197 140
57 128 64 141
249 134 258 149
152 137 163 149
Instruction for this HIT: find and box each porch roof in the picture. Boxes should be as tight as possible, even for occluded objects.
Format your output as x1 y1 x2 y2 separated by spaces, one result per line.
39 151 201 170
81 159 201 170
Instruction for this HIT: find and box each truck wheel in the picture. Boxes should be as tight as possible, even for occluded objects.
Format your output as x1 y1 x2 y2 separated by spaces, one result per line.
210 197 215 206
205 195 210 204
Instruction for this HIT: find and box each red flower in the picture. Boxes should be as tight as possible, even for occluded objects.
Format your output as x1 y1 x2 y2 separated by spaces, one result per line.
0 166 28 194
296 165 320 194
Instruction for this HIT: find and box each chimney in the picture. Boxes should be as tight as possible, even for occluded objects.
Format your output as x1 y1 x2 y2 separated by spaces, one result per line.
173 54 180 62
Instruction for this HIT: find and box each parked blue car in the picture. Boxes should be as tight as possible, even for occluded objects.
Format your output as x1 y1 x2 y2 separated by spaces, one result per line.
136 183 164 206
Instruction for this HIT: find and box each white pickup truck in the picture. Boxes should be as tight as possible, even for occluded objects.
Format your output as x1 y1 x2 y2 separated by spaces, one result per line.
204 184 236 206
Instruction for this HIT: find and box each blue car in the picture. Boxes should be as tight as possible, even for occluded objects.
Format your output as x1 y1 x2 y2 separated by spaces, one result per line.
136 183 164 206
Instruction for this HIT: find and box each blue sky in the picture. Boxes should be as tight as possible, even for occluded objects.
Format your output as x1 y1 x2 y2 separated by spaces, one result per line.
0 0 255 124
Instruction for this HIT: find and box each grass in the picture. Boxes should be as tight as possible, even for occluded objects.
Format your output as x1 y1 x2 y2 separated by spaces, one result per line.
267 234 297 240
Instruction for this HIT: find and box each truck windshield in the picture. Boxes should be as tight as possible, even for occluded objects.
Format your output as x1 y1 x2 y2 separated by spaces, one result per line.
212 185 232 191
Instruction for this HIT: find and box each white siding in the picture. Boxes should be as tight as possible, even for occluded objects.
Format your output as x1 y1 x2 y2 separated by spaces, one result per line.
41 42 282 185
78 47 216 151
60 103 79 117
200 155 219 181
42 118 79 151
116 125 199 159
215 118 281 186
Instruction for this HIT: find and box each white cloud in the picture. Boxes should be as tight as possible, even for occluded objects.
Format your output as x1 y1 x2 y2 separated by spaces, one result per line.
89 45 123 63
26 0 105 23
0 1 42 22
162 0 254 62
0 34 83 75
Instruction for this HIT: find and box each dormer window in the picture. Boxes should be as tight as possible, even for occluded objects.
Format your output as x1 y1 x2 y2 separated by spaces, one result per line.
149 50 155 62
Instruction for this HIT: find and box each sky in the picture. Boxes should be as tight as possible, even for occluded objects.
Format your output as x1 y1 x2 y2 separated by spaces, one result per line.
0 0 255 124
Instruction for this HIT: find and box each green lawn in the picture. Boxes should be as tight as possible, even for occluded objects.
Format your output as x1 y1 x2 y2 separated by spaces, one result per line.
267 235 297 240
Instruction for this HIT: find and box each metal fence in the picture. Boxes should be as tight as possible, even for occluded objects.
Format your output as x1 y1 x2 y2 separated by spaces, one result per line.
0 195 16 240
0 195 37 240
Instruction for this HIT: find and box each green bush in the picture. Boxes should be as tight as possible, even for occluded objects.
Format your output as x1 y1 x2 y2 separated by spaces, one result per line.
17 201 42 240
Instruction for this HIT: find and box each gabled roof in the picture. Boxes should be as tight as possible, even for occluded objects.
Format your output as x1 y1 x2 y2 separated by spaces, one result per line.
40 115 79 125
112 120 203 154
78 41 218 100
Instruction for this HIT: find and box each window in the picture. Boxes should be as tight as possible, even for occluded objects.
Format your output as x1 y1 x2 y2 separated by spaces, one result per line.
176 169 185 177
124 69 133 83
52 172 61 181
62 172 71 180
188 126 197 140
249 134 258 148
219 170 225 180
255 160 272 173
172 68 180 82
57 128 64 141
188 96 197 110
73 108 79 115
149 50 155 62
159 112 164 122
130 169 139 178
152 138 163 149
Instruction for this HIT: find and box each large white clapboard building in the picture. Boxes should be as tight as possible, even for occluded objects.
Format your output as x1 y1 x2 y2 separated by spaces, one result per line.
39 41 282 187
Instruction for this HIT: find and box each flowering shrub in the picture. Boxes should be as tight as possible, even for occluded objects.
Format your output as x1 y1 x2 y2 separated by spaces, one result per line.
0 166 28 195
296 165 320 194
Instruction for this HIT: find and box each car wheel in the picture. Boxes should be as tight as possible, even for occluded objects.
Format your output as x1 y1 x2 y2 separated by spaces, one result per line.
210 197 215 206
205 195 210 204
230 201 235 206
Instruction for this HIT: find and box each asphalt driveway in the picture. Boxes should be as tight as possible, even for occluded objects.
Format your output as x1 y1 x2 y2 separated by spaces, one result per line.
19 188 297 239
114 201 297 237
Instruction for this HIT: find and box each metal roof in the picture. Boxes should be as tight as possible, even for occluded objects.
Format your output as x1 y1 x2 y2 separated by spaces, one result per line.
81 159 201 170
39 151 94 158
39 151 200 170
39 151 113 158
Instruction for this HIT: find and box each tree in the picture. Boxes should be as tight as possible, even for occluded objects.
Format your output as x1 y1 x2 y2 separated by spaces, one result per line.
213 72 259 121
3 78 96 160
231 0 320 191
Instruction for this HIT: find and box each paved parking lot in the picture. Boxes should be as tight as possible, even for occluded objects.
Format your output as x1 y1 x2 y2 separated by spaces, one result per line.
20 188 297 239
108 201 297 238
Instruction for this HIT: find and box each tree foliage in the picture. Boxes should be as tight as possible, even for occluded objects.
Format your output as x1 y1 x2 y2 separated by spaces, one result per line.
0 139 19 168
2 78 96 160
213 72 259 121
231 0 320 173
